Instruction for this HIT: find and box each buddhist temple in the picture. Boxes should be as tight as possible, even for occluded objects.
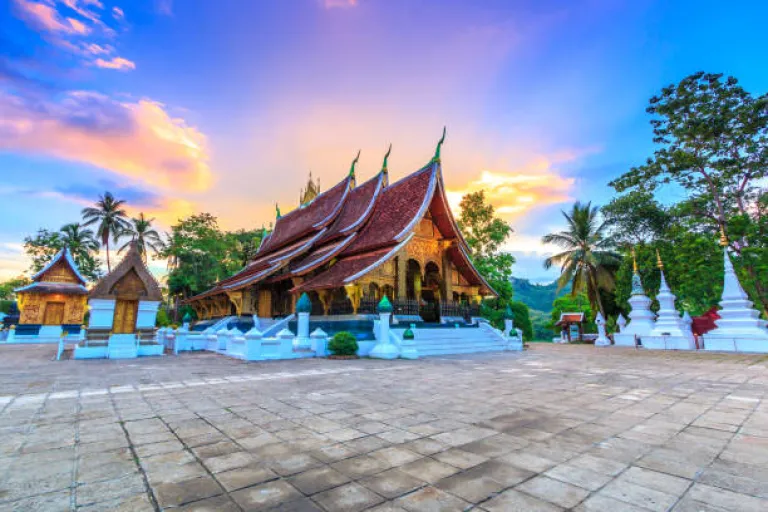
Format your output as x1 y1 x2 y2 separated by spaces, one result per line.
88 241 163 338
14 247 88 341
186 135 496 324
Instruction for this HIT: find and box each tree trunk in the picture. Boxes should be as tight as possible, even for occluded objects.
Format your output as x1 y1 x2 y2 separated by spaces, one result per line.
106 239 111 273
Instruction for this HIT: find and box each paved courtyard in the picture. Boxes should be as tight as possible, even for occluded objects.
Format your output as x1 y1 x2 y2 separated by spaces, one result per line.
1 344 767 511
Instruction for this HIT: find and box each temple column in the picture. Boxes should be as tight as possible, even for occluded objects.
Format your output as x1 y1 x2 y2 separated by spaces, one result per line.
442 253 453 303
396 254 407 299
370 297 398 359
318 290 332 315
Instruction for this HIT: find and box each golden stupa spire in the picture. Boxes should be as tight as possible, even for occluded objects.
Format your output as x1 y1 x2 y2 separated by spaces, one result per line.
632 247 638 272
719 226 729 247
656 249 664 270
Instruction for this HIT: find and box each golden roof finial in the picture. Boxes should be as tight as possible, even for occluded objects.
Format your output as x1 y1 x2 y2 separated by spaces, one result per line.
632 247 638 272
719 226 729 247
656 248 664 270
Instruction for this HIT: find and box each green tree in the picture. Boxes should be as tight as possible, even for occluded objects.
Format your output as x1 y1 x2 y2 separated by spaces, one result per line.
118 213 165 261
0 276 30 300
82 191 129 273
602 191 671 246
162 213 264 299
23 224 102 281
457 190 515 300
542 201 621 317
550 293 594 334
610 71 768 313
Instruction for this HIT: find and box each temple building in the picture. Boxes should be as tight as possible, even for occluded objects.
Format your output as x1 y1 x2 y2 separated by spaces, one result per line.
186 137 496 323
88 241 163 337
14 247 88 341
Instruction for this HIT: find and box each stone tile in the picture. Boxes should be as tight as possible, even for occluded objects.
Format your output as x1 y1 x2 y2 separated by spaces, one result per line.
214 465 277 492
202 451 254 474
483 488 564 511
685 483 768 512
370 446 422 466
231 480 303 510
287 465 350 495
517 475 591 509
599 478 679 511
331 454 391 478
79 493 155 511
154 476 224 508
618 466 691 496
473 459 534 486
312 482 384 512
435 466 505 503
574 494 649 512
432 448 488 469
360 468 425 499
269 453 323 477
75 472 146 506
402 438 448 456
498 450 557 472
174 495 241 511
395 486 470 512
568 453 629 476
1 490 72 512
398 457 460 483
545 462 613 491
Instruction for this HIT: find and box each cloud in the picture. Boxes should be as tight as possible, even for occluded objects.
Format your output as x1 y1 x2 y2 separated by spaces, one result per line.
93 56 135 70
323 0 358 8
13 0 91 35
111 6 124 20
0 90 212 192
156 0 172 16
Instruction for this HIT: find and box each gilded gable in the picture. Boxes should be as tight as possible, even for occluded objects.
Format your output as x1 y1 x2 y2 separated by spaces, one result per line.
40 260 79 284
110 268 148 298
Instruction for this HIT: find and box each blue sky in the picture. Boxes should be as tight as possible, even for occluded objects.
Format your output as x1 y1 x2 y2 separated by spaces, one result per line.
1 0 767 283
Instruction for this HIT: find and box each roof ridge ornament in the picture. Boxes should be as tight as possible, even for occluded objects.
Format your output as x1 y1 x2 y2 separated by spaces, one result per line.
349 150 360 188
719 225 729 247
381 143 392 186
656 248 664 270
275 203 281 219
432 126 446 163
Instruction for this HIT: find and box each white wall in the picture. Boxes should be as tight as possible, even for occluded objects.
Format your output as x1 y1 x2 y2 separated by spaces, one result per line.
88 299 115 329
137 301 160 329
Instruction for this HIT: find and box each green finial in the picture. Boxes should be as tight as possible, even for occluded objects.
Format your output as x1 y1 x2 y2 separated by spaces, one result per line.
261 224 267 237
377 295 392 313
182 312 192 323
403 326 415 340
349 150 360 178
432 126 446 163
381 143 392 173
504 304 514 320
275 203 281 219
296 292 312 313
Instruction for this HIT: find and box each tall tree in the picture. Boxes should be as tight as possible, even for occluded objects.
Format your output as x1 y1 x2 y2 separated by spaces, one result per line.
23 224 102 281
457 190 515 300
542 201 621 317
81 191 129 273
610 72 768 313
118 213 165 261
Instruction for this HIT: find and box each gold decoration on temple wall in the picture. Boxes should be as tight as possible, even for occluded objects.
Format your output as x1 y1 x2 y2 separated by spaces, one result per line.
40 261 80 284
225 290 244 316
17 293 87 325
111 269 148 299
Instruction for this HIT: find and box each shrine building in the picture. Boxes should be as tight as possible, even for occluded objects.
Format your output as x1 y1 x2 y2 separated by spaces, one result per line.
186 136 496 324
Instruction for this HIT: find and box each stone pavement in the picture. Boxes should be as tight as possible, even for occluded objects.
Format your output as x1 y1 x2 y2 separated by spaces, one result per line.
1 344 767 511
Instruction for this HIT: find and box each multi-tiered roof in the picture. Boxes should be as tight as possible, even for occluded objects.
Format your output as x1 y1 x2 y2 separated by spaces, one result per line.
189 137 494 300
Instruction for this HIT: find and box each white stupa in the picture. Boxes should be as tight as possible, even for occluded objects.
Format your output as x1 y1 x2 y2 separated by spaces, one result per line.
704 245 768 353
643 250 695 350
614 250 656 347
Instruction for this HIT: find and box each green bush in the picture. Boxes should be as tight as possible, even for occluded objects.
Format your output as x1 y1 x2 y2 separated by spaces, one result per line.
327 331 358 356
480 299 533 341
156 308 171 327
0 300 14 315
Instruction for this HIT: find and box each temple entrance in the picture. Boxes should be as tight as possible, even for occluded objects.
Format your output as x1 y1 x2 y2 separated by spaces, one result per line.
43 302 65 325
406 259 421 300
113 299 138 334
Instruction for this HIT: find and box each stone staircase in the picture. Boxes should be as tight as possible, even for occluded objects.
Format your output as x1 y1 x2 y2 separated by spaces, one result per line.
107 334 138 359
392 324 508 357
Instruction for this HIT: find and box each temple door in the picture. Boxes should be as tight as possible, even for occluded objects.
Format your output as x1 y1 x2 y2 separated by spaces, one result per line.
113 300 138 334
257 290 272 318
43 302 65 325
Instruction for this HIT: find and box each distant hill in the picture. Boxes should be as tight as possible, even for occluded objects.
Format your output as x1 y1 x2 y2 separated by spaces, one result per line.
511 277 571 313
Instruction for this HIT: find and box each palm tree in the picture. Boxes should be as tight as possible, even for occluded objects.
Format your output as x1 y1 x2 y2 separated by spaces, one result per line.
542 201 621 317
82 192 129 272
117 213 165 261
59 223 100 255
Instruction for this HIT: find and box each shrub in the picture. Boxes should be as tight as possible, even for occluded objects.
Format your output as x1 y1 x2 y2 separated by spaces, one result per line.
328 331 358 356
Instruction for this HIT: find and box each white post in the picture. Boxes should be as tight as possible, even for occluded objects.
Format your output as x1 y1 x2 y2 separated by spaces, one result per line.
310 328 328 357
7 326 15 343
294 293 312 350
594 312 611 346
175 325 189 354
370 297 399 359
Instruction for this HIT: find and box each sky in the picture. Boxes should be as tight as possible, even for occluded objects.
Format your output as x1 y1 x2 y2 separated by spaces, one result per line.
1 0 767 284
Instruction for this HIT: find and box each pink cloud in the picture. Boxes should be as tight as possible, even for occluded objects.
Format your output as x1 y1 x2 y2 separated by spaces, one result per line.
94 56 135 71
13 0 90 35
323 0 358 8
112 6 124 20
0 90 212 193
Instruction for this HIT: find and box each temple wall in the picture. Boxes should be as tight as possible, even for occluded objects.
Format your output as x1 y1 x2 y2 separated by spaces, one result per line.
18 293 87 325
88 299 116 329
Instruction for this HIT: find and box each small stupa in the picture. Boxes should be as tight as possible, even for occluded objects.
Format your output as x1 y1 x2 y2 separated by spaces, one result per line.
644 250 695 350
704 231 768 353
614 249 656 347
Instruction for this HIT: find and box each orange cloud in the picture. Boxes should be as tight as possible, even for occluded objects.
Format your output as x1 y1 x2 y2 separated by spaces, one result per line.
94 56 136 70
0 91 212 192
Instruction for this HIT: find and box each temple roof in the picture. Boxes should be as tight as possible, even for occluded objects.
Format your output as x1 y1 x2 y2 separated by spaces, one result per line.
27 247 87 286
188 148 496 300
89 242 163 301
15 282 88 295
555 312 585 326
